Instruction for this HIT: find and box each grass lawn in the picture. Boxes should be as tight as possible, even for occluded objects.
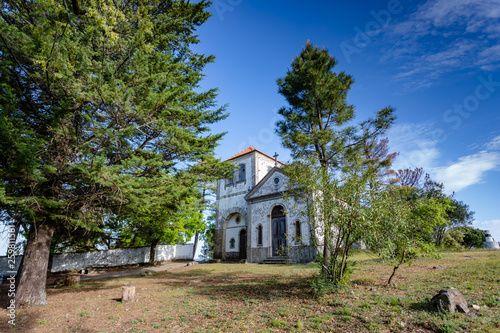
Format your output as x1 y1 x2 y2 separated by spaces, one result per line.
0 249 498 332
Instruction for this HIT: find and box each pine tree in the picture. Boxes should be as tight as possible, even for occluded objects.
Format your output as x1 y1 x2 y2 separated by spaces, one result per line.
0 0 226 305
277 42 395 284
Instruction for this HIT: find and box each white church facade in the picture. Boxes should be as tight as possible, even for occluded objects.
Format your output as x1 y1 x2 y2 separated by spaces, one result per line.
214 147 316 263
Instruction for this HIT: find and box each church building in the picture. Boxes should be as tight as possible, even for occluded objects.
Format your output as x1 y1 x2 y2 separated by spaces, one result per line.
214 147 316 263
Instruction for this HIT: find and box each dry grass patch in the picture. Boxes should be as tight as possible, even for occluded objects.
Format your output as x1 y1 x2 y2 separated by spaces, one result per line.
0 250 498 332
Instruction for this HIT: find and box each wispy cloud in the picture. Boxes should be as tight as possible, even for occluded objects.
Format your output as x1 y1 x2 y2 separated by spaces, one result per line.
434 150 500 193
388 125 500 193
387 0 500 39
387 122 441 171
485 135 500 150
380 0 500 87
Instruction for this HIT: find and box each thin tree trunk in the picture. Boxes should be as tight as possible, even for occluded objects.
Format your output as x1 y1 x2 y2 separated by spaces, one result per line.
149 238 159 266
193 182 207 260
47 253 54 274
15 222 56 306
192 231 199 260
387 250 406 286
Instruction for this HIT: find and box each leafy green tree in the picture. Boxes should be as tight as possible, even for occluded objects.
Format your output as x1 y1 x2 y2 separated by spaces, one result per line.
118 193 204 265
443 228 465 249
390 170 475 247
277 42 395 284
459 227 485 248
200 213 216 260
189 157 234 260
368 181 452 285
420 177 474 246
0 0 226 305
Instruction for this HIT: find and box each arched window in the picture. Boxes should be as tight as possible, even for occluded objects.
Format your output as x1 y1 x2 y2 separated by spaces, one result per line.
295 221 301 241
271 205 285 218
257 225 263 246
229 238 235 249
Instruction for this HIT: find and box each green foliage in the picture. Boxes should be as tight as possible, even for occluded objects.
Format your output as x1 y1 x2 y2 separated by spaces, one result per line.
269 319 287 328
368 184 452 284
334 307 352 316
118 194 203 247
443 228 465 249
200 213 216 260
420 179 474 246
309 273 339 297
0 0 228 227
459 227 485 248
277 42 396 286
0 0 228 302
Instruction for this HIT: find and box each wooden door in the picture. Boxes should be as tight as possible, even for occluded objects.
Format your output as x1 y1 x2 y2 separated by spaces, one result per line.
272 216 286 256
239 229 247 260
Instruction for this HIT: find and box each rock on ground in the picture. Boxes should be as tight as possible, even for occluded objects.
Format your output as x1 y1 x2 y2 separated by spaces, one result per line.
429 287 469 313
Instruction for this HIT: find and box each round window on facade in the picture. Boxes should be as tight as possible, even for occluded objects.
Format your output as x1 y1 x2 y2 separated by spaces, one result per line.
274 177 280 185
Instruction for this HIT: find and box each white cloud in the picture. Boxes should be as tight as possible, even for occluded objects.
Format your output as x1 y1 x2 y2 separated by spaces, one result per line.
388 125 500 193
387 122 441 171
391 0 500 38
485 135 500 150
380 0 500 87
434 151 500 193
473 219 500 242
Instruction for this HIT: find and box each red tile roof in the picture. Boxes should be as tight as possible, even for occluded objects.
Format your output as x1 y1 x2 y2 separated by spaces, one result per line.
226 146 285 165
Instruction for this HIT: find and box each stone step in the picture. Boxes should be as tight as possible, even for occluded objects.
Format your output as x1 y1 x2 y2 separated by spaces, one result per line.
262 257 292 264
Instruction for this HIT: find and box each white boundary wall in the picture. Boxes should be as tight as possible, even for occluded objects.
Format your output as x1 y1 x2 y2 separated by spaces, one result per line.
0 244 193 274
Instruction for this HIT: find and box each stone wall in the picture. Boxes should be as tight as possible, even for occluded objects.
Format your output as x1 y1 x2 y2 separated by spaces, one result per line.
247 191 312 263
288 246 316 263
0 244 193 275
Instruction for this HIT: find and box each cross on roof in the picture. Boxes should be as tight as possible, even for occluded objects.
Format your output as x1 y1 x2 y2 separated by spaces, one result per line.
273 152 279 166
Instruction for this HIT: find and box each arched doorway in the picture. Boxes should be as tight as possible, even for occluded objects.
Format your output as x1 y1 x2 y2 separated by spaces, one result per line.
271 205 286 256
239 229 247 260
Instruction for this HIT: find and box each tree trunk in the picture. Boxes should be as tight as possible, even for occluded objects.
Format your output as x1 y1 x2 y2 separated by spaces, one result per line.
193 183 207 260
387 250 406 286
15 222 56 306
47 253 54 274
149 238 159 266
192 231 199 260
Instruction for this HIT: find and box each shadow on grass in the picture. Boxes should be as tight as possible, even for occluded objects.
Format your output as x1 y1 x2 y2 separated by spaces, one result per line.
160 268 216 277
150 269 315 301
44 278 135 298
409 299 431 312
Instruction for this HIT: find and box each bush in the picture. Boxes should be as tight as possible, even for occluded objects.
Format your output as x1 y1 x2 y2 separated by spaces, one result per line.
443 229 464 249
460 227 485 248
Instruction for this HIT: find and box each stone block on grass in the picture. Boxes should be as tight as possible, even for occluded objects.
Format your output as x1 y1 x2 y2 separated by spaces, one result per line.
429 287 469 313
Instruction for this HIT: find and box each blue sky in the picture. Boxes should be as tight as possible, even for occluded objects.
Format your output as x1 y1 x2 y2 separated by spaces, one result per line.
194 0 500 240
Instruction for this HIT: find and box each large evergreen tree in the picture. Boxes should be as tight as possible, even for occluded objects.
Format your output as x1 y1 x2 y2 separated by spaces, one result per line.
0 0 227 305
277 42 395 284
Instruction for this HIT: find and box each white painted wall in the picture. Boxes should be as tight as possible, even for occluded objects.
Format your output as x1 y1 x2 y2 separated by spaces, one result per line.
256 152 277 183
0 244 193 275
216 154 253 230
225 214 245 252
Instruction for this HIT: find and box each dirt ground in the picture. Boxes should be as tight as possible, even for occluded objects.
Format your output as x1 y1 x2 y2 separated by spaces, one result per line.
0 250 498 332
